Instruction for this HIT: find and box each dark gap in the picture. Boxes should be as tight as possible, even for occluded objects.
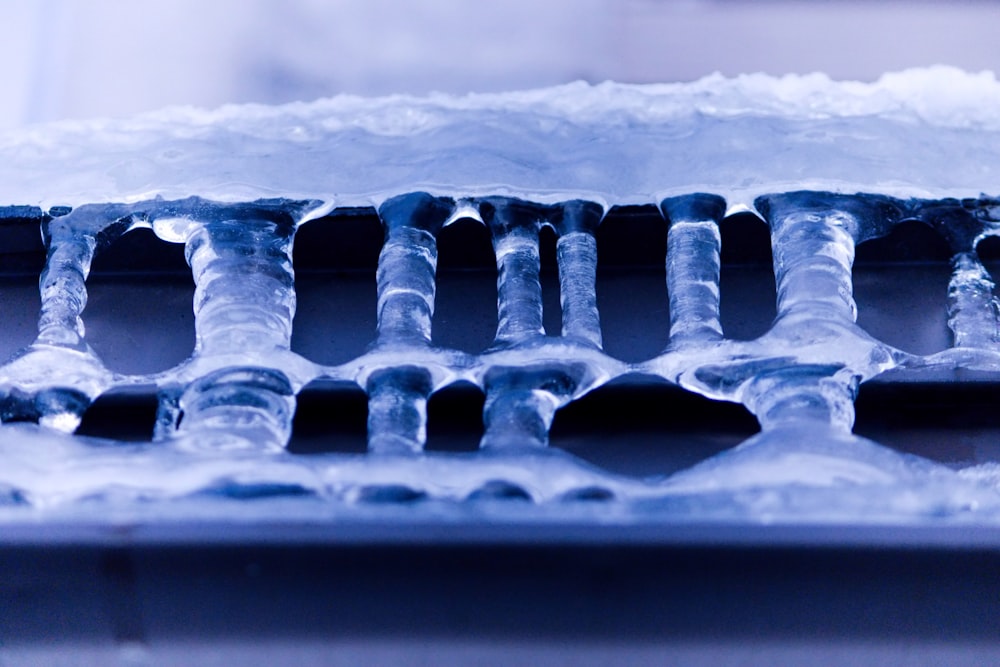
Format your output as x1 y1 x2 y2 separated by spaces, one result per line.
855 380 1000 467
854 220 952 355
76 388 158 441
436 216 494 270
432 218 497 354
596 205 669 362
596 205 665 267
539 224 561 337
291 211 381 365
0 275 41 364
89 226 189 274
0 211 46 274
425 381 485 453
977 237 1000 308
718 212 776 341
287 380 368 454
719 211 773 264
86 228 196 375
855 218 951 264
0 214 51 363
977 234 1000 262
293 207 382 271
550 376 759 477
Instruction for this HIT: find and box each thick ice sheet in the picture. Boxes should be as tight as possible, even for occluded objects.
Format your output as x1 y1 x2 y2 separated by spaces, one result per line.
1 69 1000 526
2 67 999 211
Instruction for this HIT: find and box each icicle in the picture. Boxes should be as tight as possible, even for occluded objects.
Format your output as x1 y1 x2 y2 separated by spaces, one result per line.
0 205 131 431
475 198 615 450
741 193 901 432
947 251 1000 348
146 197 316 451
365 192 454 454
553 200 604 348
912 201 1000 350
482 198 545 346
661 193 726 348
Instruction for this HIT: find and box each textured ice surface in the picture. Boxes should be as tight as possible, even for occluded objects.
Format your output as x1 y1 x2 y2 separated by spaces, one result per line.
1 69 1000 525
2 67 1000 210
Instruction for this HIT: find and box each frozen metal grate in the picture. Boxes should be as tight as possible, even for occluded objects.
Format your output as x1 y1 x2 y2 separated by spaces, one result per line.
1 190 1000 522
1 71 1000 523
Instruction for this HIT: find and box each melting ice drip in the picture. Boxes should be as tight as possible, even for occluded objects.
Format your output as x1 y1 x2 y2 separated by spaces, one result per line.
0 190 999 521
2 69 1000 520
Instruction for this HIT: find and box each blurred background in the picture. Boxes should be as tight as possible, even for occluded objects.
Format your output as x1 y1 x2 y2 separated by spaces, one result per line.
0 0 998 129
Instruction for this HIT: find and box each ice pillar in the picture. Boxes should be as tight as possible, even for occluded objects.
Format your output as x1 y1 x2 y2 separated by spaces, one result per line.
750 193 881 433
149 198 311 451
554 200 604 348
486 198 546 345
478 198 604 449
661 194 726 348
915 202 1000 350
948 252 1000 348
366 193 453 454
2 205 130 430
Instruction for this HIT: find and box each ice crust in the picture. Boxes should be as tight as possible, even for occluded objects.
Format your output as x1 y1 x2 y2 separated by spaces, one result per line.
1 68 1000 524
2 67 1000 211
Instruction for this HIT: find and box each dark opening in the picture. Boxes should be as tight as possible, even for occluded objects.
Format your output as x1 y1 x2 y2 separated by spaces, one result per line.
539 224 562 337
291 210 381 365
595 205 669 362
287 380 368 454
550 376 759 477
425 381 485 453
718 212 776 341
853 219 952 355
433 217 498 354
86 227 196 375
76 388 159 442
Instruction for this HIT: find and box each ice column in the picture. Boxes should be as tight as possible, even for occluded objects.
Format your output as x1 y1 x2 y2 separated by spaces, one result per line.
148 198 312 451
1 205 130 429
486 198 546 346
554 201 604 347
366 192 454 454
661 194 727 348
748 193 895 433
478 198 605 449
948 251 1000 348
916 202 1000 349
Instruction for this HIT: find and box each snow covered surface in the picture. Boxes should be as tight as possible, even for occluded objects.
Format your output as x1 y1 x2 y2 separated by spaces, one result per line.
3 67 1000 212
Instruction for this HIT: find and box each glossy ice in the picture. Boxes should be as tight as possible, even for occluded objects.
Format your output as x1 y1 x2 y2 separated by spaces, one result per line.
0 69 999 522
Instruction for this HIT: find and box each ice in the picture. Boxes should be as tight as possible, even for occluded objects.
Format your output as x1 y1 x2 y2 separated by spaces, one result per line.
3 67 1000 210
1 69 1000 523
662 194 726 347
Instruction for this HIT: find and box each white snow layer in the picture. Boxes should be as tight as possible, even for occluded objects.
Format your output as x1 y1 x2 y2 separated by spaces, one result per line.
1 66 998 212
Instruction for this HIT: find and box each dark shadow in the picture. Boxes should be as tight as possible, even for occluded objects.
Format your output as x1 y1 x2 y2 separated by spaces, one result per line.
76 387 158 442
853 220 952 355
425 381 486 453
855 380 1000 467
433 217 498 354
596 205 669 362
977 235 1000 298
287 380 368 454
550 375 759 477
86 228 196 375
539 224 562 337
291 210 381 365
719 212 776 341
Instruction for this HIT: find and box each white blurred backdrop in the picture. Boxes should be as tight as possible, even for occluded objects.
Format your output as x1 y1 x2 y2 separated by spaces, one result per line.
1 0 998 128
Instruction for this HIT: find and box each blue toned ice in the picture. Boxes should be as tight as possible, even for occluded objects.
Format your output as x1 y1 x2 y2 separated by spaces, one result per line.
0 68 998 522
